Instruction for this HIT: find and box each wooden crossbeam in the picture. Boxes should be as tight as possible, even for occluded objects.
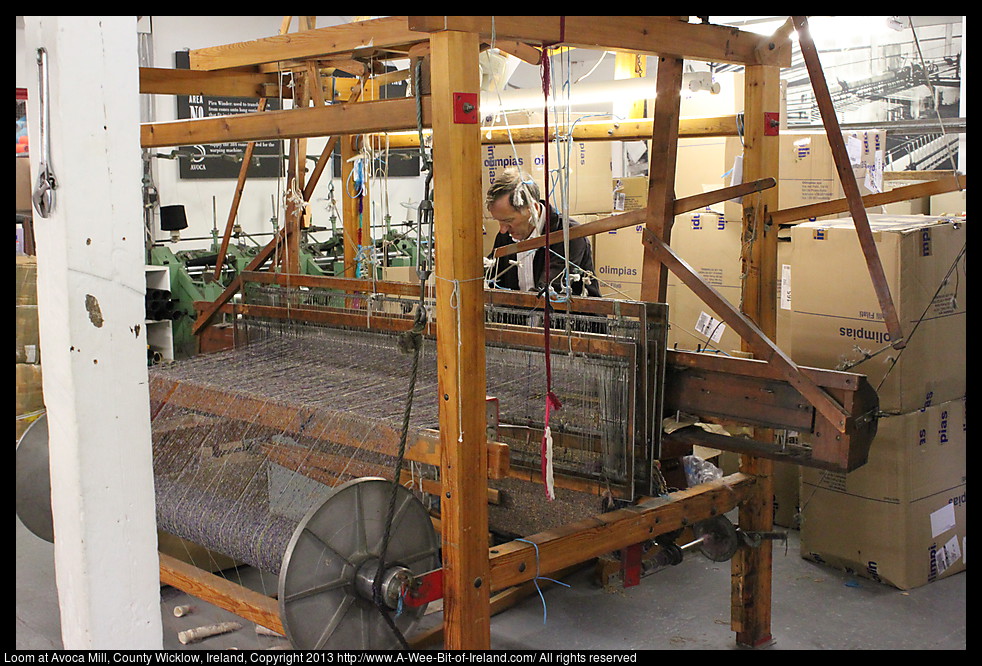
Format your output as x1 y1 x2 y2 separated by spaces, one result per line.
493 178 775 259
770 176 967 226
189 16 426 71
159 552 284 636
488 472 756 591
792 15 905 350
140 96 431 148
139 67 274 98
370 115 740 149
408 16 791 67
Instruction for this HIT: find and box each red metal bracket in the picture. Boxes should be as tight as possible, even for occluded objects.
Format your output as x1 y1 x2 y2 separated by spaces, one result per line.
764 112 780 136
404 567 444 608
453 92 479 124
621 543 643 588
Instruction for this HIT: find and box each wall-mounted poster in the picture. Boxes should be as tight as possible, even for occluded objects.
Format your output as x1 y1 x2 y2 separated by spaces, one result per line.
174 50 283 179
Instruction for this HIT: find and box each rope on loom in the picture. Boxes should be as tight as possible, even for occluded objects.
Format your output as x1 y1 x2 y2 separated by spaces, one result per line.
514 538 571 624
372 283 429 650
539 41 561 502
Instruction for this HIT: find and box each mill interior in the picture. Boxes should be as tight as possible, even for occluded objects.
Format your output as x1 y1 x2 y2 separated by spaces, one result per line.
15 15 966 652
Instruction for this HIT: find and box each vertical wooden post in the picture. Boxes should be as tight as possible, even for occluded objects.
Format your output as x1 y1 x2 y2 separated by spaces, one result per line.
430 29 491 650
341 133 371 276
730 64 780 648
613 52 646 120
640 56 683 304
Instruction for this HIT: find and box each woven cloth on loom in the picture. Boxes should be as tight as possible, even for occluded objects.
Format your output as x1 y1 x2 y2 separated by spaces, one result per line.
149 318 634 573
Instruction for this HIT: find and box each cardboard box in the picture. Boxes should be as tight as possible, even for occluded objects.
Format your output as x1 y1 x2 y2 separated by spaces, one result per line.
930 189 966 217
789 215 966 414
16 156 33 212
665 209 745 354
16 255 37 306
725 130 888 220
16 363 44 441
592 220 644 300
481 116 613 218
800 398 966 590
16 305 40 364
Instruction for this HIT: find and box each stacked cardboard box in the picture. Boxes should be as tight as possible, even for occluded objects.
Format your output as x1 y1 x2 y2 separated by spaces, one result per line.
790 215 966 588
16 256 44 441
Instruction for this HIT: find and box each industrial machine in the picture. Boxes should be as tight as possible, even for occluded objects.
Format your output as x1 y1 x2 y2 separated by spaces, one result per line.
18 274 879 648
19 14 963 651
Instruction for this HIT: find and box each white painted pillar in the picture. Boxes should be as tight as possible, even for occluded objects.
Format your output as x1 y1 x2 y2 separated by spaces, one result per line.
24 16 162 649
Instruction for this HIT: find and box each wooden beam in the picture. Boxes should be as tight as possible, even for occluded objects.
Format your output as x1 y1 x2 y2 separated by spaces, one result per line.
140 96 432 148
370 115 740 149
493 178 776 258
614 52 647 120
732 65 780 648
341 134 368 275
430 29 491 650
792 15 905 350
487 473 756 591
159 552 283 635
640 56 683 303
139 67 273 98
408 16 791 67
770 175 967 226
213 98 268 280
739 66 782 359
189 16 426 71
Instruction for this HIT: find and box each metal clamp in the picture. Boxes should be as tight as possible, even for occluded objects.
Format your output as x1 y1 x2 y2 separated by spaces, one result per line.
32 47 57 218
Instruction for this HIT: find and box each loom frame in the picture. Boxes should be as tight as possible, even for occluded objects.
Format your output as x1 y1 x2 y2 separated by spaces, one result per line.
138 15 952 649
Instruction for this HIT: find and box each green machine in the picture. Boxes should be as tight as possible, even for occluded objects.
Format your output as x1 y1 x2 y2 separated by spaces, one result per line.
149 223 422 360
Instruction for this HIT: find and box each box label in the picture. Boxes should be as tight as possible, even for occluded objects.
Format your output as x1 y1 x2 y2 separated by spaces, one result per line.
695 312 726 343
930 503 957 538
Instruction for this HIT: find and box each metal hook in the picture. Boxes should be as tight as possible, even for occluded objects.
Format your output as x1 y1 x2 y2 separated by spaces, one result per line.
32 47 57 218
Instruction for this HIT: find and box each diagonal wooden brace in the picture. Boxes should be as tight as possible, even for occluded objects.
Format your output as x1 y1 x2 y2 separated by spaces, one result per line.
792 15 905 350
641 227 850 433
494 178 776 259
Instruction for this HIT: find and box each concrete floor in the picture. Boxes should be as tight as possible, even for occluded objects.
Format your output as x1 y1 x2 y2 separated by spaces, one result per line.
16 513 966 651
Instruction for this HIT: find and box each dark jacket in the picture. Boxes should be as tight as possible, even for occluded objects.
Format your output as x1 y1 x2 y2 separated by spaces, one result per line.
487 202 602 297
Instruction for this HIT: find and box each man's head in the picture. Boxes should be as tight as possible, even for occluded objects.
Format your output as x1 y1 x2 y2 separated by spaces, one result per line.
486 168 540 242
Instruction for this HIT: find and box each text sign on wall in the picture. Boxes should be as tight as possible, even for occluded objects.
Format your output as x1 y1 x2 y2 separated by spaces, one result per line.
175 51 283 179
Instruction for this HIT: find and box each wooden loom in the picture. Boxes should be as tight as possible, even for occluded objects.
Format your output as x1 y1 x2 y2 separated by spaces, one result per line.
138 16 966 649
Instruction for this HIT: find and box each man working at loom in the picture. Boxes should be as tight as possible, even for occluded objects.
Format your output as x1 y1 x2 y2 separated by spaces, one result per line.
483 167 601 298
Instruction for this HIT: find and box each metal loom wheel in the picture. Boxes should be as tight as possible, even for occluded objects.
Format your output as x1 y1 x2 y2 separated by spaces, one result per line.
278 477 441 650
691 514 740 563
16 414 54 543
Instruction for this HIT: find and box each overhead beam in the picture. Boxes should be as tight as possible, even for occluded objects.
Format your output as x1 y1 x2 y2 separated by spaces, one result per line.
140 95 431 148
371 115 740 149
188 16 426 71
408 16 791 66
139 66 274 98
